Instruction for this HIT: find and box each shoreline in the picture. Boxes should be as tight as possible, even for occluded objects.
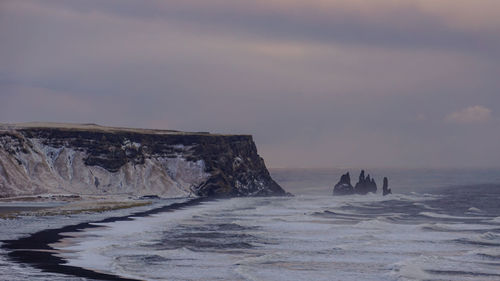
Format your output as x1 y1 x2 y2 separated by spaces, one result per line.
0 199 153 219
1 197 209 281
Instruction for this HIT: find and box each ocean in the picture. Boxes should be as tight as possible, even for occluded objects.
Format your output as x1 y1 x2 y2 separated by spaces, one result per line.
1 168 500 280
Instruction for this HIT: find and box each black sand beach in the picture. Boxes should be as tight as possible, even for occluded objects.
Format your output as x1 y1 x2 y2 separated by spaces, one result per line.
1 197 208 281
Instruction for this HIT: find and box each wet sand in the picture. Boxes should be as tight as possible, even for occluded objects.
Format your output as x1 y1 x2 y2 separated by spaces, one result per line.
0 200 152 219
0 202 66 218
0 206 52 215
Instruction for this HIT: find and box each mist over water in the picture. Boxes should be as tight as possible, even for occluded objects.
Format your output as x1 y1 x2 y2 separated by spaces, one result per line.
272 167 500 195
2 168 500 280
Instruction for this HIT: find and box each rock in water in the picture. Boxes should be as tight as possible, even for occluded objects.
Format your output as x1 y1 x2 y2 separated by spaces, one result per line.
0 123 288 198
333 172 355 195
382 177 392 196
354 170 377 194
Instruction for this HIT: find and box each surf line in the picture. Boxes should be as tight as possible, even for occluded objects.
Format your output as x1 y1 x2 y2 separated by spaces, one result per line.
1 197 209 281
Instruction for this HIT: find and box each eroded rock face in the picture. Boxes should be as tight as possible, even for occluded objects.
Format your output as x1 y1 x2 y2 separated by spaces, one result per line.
0 124 287 198
333 172 354 195
354 170 377 195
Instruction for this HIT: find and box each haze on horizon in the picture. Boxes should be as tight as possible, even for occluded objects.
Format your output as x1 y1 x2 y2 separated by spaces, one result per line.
1 0 499 169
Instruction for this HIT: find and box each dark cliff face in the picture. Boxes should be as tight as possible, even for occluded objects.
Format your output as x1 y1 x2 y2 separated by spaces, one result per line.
0 125 287 198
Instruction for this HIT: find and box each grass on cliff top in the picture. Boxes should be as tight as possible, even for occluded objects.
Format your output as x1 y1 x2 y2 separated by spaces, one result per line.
0 122 250 137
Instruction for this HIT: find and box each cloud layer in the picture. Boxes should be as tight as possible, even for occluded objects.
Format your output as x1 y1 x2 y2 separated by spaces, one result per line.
1 0 499 168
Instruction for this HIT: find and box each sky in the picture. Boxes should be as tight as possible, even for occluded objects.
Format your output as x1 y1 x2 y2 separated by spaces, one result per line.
1 0 499 168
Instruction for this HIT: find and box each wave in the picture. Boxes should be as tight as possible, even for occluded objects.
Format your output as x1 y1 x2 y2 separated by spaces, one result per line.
454 232 500 247
413 202 439 210
420 223 500 232
472 248 500 261
391 259 432 281
393 254 500 281
426 269 500 278
419 211 489 220
467 207 483 213
479 231 500 240
354 217 397 229
311 209 370 219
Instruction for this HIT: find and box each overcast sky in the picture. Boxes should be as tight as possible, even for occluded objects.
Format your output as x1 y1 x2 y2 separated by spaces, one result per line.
1 0 499 168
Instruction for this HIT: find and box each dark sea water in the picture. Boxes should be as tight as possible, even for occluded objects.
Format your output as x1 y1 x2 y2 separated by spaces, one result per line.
1 168 500 280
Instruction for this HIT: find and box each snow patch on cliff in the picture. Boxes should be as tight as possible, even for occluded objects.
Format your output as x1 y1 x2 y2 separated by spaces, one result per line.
0 136 210 198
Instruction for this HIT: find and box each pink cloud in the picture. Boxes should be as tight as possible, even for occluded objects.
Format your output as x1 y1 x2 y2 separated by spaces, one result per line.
445 105 492 124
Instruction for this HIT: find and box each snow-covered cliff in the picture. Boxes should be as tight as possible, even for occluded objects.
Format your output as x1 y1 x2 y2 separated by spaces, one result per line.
0 123 286 198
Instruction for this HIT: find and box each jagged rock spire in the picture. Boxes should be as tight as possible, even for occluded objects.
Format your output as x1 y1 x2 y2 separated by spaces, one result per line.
333 172 354 195
354 170 377 195
359 170 365 183
382 177 392 196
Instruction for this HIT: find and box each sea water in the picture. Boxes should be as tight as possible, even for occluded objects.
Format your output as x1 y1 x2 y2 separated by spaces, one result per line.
1 168 500 280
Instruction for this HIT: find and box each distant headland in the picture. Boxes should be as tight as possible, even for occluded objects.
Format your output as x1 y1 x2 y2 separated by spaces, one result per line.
0 122 288 199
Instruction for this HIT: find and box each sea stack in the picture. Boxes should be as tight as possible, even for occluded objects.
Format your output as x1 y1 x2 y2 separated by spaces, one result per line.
382 177 392 196
333 172 354 195
333 170 389 196
354 170 377 195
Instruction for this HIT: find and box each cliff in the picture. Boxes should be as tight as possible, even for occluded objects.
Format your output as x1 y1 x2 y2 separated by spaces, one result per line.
0 123 287 198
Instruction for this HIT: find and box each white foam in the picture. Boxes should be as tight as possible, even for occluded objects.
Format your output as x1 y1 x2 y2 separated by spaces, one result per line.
467 207 482 213
391 257 433 281
420 222 500 232
419 211 488 220
47 193 500 281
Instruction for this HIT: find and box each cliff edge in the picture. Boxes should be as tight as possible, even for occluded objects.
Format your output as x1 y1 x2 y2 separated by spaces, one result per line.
0 123 287 198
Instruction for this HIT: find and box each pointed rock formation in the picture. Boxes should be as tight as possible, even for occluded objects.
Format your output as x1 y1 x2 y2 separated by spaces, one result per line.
382 177 392 196
358 170 365 184
333 172 355 195
354 170 377 195
333 170 391 196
